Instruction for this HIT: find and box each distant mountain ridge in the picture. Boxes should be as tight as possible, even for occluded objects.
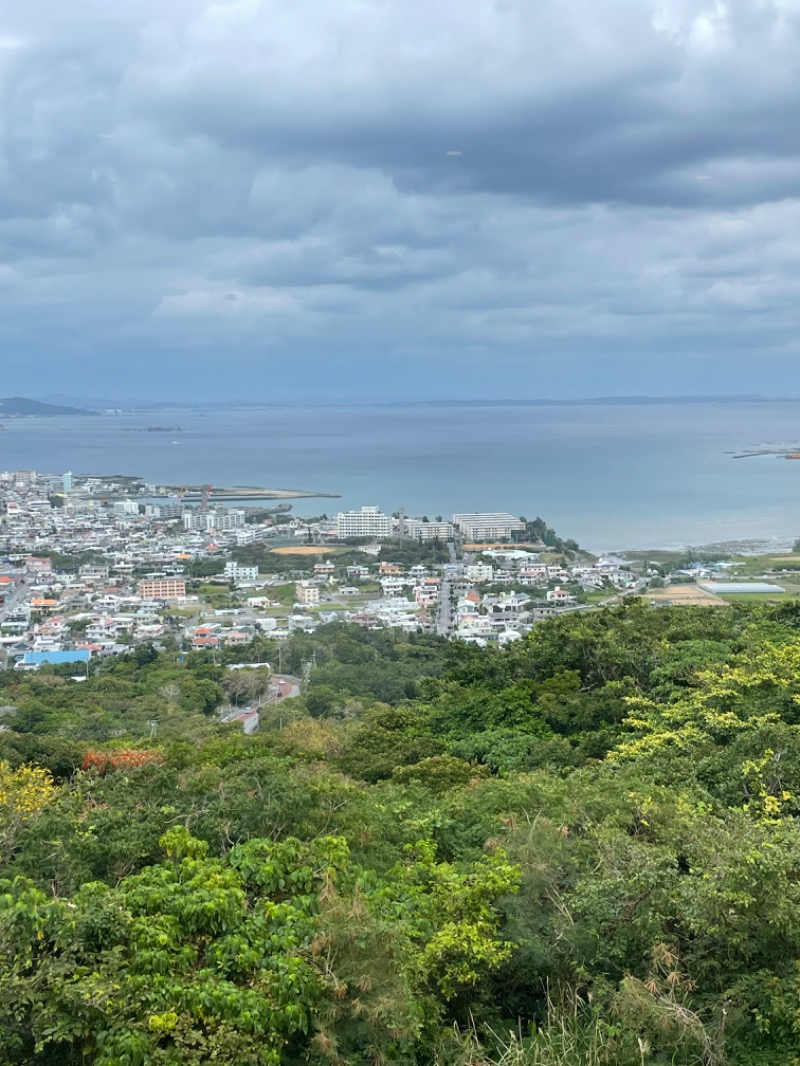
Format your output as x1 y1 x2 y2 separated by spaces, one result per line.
0 396 98 417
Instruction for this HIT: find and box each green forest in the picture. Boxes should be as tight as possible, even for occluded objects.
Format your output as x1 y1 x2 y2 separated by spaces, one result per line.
4 603 800 1064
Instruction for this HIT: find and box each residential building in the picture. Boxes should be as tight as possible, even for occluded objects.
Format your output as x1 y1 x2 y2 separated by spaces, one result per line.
183 509 246 532
336 506 393 539
452 513 525 541
112 500 140 516
546 586 576 605
296 581 320 606
380 575 412 596
25 556 53 574
145 503 183 519
138 577 187 601
415 585 440 608
465 563 494 583
224 562 260 581
404 519 454 541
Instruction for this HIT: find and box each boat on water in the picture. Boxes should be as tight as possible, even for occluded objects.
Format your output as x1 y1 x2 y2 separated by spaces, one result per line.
785 453 800 459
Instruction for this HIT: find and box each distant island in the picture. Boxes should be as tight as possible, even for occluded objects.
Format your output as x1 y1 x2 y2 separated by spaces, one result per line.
381 395 800 408
18 394 800 412
0 396 98 417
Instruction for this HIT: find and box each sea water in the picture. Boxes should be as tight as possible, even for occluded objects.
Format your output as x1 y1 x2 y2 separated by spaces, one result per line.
1 401 799 552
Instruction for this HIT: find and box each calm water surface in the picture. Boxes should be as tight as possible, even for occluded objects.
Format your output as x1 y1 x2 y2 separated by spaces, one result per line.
1 402 799 551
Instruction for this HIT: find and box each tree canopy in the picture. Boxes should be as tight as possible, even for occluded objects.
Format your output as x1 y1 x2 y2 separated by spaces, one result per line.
4 602 800 1063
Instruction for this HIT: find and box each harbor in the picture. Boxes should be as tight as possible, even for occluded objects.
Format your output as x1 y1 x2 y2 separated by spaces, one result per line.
165 485 341 504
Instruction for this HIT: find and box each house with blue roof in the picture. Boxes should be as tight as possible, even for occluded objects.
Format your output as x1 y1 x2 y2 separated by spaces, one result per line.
16 649 91 671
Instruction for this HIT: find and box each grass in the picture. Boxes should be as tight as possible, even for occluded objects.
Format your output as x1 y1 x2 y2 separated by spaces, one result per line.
726 553 800 576
582 588 617 605
270 545 346 556
717 592 792 603
267 583 300 607
165 607 200 618
623 549 720 566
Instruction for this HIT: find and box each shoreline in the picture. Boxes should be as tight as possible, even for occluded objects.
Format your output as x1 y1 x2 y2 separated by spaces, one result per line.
613 536 797 558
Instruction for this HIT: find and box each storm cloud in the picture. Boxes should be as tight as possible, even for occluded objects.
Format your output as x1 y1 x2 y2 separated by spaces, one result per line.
2 0 800 400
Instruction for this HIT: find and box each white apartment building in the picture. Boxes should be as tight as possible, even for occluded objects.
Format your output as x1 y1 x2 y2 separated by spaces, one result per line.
452 513 525 542
465 563 494 583
183 509 246 532
113 500 140 516
224 562 260 581
380 575 413 597
404 519 454 541
295 581 320 606
336 506 393 539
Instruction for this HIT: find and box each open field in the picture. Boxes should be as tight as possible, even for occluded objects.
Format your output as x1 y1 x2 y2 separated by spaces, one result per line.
583 588 617 604
717 592 791 603
270 545 341 556
647 585 725 606
727 554 800 576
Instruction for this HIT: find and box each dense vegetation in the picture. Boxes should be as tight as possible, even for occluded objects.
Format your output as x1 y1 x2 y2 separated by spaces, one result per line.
515 516 580 556
4 603 800 1063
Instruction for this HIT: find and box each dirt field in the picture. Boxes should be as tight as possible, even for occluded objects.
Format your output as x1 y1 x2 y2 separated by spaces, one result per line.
270 545 338 556
770 555 800 563
647 585 725 606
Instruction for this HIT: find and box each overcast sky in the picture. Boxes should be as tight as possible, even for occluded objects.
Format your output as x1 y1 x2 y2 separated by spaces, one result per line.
2 0 800 402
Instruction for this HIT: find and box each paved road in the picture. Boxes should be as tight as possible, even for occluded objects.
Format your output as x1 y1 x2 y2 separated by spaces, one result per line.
0 576 29 623
437 541 459 637
262 673 301 703
221 673 301 728
436 580 452 637
0 576 30 668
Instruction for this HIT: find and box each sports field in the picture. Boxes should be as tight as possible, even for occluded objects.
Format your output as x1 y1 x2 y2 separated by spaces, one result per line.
647 585 725 606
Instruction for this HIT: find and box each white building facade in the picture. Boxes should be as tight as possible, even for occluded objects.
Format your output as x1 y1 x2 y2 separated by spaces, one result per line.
336 506 393 539
452 513 525 542
224 562 259 581
404 519 454 541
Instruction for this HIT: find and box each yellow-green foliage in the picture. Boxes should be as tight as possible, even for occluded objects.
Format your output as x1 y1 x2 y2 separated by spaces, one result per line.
0 760 55 851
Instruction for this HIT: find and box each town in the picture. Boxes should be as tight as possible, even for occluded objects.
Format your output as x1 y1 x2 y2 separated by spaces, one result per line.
2 469 798 684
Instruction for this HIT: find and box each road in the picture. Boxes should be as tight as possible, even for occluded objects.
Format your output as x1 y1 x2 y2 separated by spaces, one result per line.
436 541 459 637
0 575 29 623
260 673 301 703
0 576 30 669
220 673 301 728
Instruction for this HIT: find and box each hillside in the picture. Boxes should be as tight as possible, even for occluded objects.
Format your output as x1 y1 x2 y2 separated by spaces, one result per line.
4 606 800 1063
0 395 97 416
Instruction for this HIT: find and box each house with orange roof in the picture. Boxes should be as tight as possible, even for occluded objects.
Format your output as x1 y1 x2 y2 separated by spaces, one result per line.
192 635 220 648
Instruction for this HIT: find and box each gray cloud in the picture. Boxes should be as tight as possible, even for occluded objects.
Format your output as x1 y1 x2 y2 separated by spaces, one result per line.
2 0 800 399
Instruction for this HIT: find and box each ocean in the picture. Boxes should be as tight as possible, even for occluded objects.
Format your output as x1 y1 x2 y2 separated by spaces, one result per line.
1 401 799 552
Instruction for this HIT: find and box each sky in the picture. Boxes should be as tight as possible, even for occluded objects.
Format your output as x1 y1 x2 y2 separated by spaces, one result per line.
2 0 800 403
